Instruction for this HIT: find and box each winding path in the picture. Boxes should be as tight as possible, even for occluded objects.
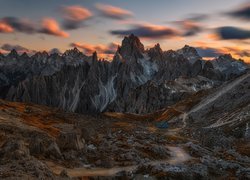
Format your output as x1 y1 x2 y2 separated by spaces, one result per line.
46 145 190 177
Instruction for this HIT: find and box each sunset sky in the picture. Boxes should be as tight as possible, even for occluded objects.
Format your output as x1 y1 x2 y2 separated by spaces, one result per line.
1 0 250 62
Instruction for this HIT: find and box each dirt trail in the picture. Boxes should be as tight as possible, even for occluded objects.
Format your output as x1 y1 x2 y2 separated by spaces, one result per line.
181 73 250 128
46 145 190 178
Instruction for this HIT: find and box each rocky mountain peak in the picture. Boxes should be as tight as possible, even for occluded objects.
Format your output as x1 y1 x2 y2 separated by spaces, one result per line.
164 49 178 57
32 51 49 59
7 49 19 58
148 43 163 58
20 52 29 59
154 43 162 51
118 34 145 60
217 54 233 61
211 53 247 78
42 51 49 57
73 47 80 52
92 51 98 62
62 47 82 58
180 45 199 54
176 45 201 64
183 44 192 49
49 52 60 58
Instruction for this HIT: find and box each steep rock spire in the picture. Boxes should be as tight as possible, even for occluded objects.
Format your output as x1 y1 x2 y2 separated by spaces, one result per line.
118 34 145 60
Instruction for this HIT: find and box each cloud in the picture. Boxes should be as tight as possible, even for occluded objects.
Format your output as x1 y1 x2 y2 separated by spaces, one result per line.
216 26 250 40
186 14 209 21
196 46 250 61
0 21 13 33
174 20 203 36
221 46 250 57
0 49 9 54
0 17 36 34
40 18 69 38
70 42 118 55
104 42 118 54
110 23 179 39
0 16 68 38
238 50 250 57
167 13 208 37
2 44 29 52
95 3 133 20
1 43 36 54
196 47 221 57
215 46 250 62
61 5 92 30
227 3 250 20
193 40 250 61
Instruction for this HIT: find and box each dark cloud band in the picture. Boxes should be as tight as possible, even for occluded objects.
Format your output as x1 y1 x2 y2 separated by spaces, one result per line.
110 24 179 39
227 3 250 20
1 17 36 34
216 26 250 40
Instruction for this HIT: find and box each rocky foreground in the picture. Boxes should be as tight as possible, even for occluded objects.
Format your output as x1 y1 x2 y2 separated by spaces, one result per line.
0 70 249 179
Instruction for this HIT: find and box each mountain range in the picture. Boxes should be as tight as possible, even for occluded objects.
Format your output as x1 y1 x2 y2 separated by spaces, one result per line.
0 34 248 114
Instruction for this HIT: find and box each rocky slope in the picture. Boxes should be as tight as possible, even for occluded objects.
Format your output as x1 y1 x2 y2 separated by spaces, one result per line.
107 75 216 114
0 34 247 114
0 71 249 179
105 71 250 179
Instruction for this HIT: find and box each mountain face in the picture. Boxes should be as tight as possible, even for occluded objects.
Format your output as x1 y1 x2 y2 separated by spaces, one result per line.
0 34 248 114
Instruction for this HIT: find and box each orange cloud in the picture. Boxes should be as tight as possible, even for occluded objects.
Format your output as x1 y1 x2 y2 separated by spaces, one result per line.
61 5 92 30
0 17 36 34
40 18 69 38
220 46 250 57
221 47 250 63
174 20 203 36
111 23 180 39
192 41 250 63
206 33 220 41
0 49 9 54
62 5 92 21
71 43 104 54
0 21 13 33
95 3 133 20
70 42 118 59
193 41 219 48
193 41 209 47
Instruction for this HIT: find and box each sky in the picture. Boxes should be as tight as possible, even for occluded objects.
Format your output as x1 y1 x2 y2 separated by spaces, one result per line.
0 0 250 62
